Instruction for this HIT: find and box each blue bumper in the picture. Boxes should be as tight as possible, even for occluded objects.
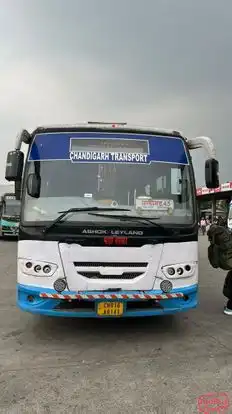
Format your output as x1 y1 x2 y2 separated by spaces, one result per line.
17 283 198 318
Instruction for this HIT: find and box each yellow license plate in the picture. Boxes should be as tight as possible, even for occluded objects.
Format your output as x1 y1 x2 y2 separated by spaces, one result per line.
97 301 124 316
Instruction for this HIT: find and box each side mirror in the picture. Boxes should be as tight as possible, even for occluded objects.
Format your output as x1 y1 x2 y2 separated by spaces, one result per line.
5 150 24 181
26 173 41 198
205 158 219 189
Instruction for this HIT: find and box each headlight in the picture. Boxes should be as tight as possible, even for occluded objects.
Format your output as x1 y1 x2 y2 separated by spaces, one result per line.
19 259 58 277
161 262 197 279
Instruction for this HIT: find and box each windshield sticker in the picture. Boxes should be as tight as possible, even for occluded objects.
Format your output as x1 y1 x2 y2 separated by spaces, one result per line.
95 199 119 207
28 132 189 165
70 151 148 164
136 198 174 212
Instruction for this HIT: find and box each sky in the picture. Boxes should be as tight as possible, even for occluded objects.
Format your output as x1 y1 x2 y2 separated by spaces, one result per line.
0 0 231 187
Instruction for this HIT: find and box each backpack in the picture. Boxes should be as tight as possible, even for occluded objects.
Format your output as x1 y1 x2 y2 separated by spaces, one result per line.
207 224 232 271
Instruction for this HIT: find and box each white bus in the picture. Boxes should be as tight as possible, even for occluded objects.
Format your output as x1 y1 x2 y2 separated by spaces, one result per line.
5 123 219 318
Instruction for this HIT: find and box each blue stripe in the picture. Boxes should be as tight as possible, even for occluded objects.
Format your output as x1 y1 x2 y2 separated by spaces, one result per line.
17 283 198 318
28 132 189 165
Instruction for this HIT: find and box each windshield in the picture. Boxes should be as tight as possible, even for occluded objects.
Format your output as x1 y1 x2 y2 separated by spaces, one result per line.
22 131 195 225
3 201 20 216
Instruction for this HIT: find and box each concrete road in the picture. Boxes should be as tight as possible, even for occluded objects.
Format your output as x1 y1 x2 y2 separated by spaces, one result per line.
0 236 231 414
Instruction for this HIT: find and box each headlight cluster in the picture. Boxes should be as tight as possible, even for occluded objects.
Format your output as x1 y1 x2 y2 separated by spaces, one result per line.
19 259 58 277
161 263 196 279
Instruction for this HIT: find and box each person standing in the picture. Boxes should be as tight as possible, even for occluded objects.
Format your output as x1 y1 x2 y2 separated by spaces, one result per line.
200 217 206 235
206 217 211 232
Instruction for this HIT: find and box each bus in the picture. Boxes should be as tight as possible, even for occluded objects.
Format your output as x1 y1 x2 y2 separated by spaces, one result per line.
1 193 20 238
5 123 219 318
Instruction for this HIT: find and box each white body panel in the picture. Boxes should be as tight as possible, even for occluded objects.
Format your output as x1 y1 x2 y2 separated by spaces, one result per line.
18 240 198 291
228 219 232 230
228 202 232 230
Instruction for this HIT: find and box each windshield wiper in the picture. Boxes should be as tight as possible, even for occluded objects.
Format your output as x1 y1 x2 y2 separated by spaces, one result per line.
87 212 174 234
42 207 131 235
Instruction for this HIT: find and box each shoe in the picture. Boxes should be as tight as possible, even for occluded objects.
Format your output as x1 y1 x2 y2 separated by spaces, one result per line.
224 307 232 315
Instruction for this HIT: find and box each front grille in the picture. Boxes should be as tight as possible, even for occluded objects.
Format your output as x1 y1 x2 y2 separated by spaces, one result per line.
78 271 143 279
55 299 162 312
73 262 148 267
55 300 94 312
73 261 148 280
2 226 18 232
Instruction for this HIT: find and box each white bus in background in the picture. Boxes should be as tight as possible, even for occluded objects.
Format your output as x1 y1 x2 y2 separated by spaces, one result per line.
5 123 219 318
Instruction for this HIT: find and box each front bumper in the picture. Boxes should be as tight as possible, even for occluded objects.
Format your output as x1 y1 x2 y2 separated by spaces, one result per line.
2 228 19 236
17 283 198 318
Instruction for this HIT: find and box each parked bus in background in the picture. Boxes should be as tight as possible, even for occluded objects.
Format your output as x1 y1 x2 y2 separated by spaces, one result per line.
1 193 20 238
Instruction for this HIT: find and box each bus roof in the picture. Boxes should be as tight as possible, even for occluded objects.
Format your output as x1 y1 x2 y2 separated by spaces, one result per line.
30 123 184 139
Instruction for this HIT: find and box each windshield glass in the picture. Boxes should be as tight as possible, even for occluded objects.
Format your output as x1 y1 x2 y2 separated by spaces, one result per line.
3 201 20 216
22 131 194 225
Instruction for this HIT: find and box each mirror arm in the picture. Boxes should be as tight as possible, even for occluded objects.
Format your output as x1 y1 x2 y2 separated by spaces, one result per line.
15 180 21 201
15 129 31 150
187 136 216 159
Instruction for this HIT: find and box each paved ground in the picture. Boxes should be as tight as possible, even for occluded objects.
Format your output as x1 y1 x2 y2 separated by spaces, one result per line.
0 236 231 413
